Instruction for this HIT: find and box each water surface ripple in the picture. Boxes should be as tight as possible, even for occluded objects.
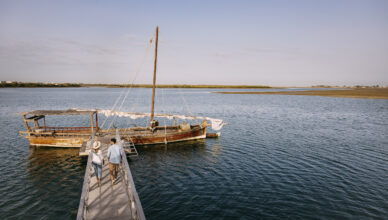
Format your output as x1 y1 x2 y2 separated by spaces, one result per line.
0 88 387 219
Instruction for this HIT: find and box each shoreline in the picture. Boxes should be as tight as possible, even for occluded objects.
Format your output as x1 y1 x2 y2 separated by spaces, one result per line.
215 88 388 99
0 82 271 89
1 82 385 91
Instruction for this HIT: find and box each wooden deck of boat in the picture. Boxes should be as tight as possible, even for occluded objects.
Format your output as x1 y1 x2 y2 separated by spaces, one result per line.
77 137 145 220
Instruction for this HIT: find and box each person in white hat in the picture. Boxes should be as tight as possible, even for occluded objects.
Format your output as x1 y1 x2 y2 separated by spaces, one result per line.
91 140 104 187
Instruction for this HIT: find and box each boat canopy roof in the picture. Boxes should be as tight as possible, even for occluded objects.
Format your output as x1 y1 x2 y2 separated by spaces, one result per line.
98 109 226 131
20 109 97 116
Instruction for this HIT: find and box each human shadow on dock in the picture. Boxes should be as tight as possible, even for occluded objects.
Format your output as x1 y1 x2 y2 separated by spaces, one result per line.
85 166 134 219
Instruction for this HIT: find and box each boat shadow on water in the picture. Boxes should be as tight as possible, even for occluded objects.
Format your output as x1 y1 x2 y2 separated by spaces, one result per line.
27 138 212 165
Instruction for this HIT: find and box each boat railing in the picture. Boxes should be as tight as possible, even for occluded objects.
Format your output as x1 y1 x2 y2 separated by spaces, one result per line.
19 126 99 137
19 130 93 138
120 148 146 220
102 125 179 133
40 126 98 132
102 125 200 135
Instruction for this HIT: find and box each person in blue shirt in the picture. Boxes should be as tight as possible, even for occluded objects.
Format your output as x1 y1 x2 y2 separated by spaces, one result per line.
107 138 122 185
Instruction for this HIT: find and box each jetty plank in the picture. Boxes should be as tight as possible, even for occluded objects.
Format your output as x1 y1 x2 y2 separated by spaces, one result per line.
77 137 145 220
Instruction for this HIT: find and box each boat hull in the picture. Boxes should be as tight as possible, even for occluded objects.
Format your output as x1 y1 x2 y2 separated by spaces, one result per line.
24 135 90 148
124 126 207 145
20 125 207 148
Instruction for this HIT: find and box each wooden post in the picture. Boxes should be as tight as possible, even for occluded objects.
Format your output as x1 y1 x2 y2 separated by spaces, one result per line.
90 114 94 135
22 115 31 132
95 113 98 129
150 26 159 123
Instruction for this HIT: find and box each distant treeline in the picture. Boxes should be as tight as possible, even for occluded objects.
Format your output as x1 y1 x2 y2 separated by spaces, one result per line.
1 82 271 88
0 82 81 88
2 82 386 89
102 84 272 89
11 83 270 89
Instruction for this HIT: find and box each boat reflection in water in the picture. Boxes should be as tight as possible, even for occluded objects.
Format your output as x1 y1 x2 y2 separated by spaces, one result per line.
137 139 208 157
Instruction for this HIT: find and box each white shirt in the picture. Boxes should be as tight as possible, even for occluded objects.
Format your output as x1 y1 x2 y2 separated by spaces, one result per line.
92 150 103 165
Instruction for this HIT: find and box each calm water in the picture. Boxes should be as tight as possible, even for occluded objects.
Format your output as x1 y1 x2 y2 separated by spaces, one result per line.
0 88 387 219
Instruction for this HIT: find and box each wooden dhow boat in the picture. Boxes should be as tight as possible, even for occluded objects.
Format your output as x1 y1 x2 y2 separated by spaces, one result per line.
19 27 225 151
19 108 222 148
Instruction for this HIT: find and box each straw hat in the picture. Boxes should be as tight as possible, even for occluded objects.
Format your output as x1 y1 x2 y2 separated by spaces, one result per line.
92 141 101 149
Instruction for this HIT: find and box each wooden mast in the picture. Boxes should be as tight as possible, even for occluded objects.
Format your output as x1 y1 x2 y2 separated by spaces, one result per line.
150 26 159 123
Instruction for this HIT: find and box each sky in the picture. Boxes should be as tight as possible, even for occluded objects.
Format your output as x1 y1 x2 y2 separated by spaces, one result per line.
0 0 387 86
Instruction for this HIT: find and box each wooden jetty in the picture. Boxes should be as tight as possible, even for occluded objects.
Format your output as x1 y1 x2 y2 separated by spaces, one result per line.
77 136 145 220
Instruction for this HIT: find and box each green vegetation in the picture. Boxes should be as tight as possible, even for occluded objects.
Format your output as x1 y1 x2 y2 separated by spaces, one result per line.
2 82 386 91
1 82 271 89
0 82 81 88
103 84 271 89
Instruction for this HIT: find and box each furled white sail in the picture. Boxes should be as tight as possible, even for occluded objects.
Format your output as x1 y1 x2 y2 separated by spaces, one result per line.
97 110 226 131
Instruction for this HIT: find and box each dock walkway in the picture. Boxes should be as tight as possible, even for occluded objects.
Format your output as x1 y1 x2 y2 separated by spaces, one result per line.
77 137 145 220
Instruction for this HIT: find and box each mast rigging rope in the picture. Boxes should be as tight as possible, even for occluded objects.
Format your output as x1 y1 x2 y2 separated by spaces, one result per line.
101 35 154 129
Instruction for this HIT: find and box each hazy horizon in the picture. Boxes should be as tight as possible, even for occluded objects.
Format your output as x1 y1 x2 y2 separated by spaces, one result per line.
1 80 386 88
1 0 387 87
